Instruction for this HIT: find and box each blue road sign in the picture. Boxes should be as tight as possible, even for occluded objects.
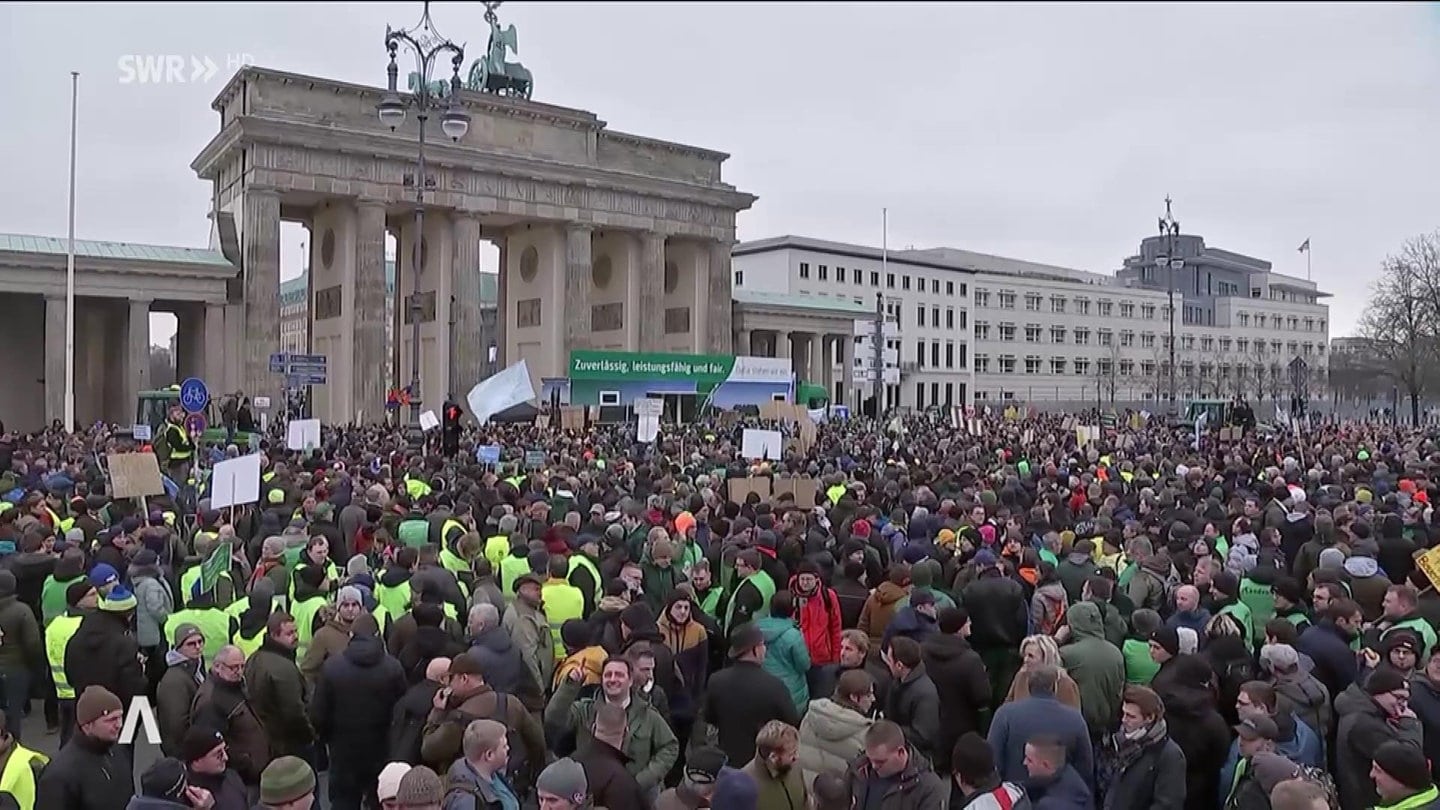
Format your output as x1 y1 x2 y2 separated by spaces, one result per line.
179 377 209 413
268 353 289 373
286 372 327 387
287 363 327 374
289 354 328 366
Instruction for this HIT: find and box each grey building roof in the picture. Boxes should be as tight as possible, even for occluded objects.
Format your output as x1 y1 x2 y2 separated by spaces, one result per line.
0 233 232 267
731 287 871 314
732 234 1109 284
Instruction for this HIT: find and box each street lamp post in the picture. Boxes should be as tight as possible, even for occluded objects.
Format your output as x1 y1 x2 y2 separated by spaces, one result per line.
379 1 471 442
1156 197 1182 416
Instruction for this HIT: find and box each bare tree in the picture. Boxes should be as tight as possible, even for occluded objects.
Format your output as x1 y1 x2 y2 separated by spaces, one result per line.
1359 235 1440 425
1095 340 1122 404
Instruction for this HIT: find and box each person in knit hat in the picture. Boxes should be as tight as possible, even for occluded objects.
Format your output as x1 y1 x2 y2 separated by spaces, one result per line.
63 583 147 710
535 758 590 809
257 756 315 809
1371 740 1437 808
137 756 209 806
394 764 443 809
376 761 411 806
34 685 135 809
711 767 760 810
180 725 248 810
155 622 207 757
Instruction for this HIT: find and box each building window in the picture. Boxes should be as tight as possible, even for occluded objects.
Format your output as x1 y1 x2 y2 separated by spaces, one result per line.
959 311 968 329
1074 358 1091 376
1120 359 1134 376
852 268 861 284
818 265 828 281
887 273 895 289
1141 304 1155 319
899 276 909 291
1201 337 1215 352
999 356 1016 374
1074 327 1090 345
975 321 991 340
1181 335 1195 351
1098 300 1113 317
871 271 879 286
1025 293 1042 311
734 271 744 286
916 305 925 327
1119 302 1134 318
946 342 955 368
932 279 940 294
1238 338 1249 353
1051 325 1066 343
1120 330 1134 348
931 343 940 367
1098 329 1113 347
916 340 925 368
975 290 991 307
1025 357 1041 374
957 344 968 368
1051 357 1067 375
975 354 990 374
932 305 940 326
946 309 955 329
947 281 955 296
1025 324 1042 342
945 383 954 406
1141 360 1155 377
599 390 621 406
800 262 810 279
998 323 1016 341
1220 337 1232 352
1076 299 1091 316
1141 332 1156 349
998 290 1016 309
1051 296 1067 314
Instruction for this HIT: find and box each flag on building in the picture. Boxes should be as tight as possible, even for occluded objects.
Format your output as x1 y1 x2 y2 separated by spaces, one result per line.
1297 238 1310 253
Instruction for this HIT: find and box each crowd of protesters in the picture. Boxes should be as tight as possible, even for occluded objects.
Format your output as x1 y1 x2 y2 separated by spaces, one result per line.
0 403 1434 810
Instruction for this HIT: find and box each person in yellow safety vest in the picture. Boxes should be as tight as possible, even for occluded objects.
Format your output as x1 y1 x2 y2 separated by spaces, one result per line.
568 536 604 617
485 515 518 573
42 490 73 536
0 710 48 810
540 556 585 659
45 580 97 748
164 587 238 664
403 470 432 500
230 579 279 658
161 405 195 482
288 537 338 605
181 543 237 610
289 565 330 661
724 549 776 636
372 548 419 637
499 540 536 600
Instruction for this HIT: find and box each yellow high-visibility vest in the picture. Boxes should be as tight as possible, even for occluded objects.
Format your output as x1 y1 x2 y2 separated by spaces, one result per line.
45 614 83 700
0 743 48 810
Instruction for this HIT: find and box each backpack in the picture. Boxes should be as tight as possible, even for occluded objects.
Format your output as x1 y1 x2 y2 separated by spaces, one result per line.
1293 765 1339 809
488 690 531 788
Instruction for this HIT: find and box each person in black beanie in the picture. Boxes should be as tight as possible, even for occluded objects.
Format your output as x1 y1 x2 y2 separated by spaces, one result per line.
1371 740 1437 808
1337 666 1425 810
180 726 248 810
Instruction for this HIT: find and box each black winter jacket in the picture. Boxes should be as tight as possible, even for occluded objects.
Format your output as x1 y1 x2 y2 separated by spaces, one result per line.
920 633 990 772
962 572 1029 650
310 633 407 752
34 732 134 810
64 609 147 704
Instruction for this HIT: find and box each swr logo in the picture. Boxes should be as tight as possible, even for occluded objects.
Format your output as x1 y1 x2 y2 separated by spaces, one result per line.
118 695 161 745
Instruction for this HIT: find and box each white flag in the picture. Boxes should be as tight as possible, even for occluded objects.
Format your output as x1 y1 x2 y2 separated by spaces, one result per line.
466 360 537 423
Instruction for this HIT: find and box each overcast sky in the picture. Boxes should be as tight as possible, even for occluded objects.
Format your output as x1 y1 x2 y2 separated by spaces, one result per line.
2 2 1436 347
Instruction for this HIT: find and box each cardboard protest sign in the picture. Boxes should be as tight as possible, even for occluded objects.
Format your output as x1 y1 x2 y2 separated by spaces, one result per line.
728 476 772 504
108 453 165 499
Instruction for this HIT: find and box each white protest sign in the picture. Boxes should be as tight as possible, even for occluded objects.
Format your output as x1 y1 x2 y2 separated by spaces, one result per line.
132 424 152 441
638 414 661 443
286 418 321 451
467 360 536 423
210 453 262 509
634 398 663 418
253 396 271 409
741 429 783 460
419 410 440 432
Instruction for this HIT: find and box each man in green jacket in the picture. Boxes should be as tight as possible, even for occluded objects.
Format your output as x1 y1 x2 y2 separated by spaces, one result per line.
545 656 679 793
1059 600 1125 738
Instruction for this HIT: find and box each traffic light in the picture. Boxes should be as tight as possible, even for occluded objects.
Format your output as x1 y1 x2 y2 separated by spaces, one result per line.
442 401 462 456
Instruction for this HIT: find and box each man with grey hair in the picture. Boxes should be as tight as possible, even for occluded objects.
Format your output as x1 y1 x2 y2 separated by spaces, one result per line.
255 536 291 601
192 645 268 790
468 601 527 697
300 585 368 682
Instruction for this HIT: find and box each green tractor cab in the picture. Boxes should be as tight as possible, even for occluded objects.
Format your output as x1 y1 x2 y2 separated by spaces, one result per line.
125 388 252 448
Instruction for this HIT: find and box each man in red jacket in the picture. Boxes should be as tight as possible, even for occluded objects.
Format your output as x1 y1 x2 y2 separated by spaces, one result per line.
790 560 842 694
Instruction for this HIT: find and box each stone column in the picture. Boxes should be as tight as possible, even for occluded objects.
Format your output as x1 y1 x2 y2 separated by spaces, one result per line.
838 334 854 406
737 329 752 356
822 335 835 396
127 298 152 417
44 295 66 425
451 213 483 397
354 201 388 418
203 303 225 383
807 333 826 385
637 232 665 351
242 189 281 401
494 234 508 369
776 330 791 365
707 241 734 354
564 224 593 352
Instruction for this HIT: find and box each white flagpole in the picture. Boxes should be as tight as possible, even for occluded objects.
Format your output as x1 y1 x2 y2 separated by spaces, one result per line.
1306 241 1311 281
64 71 79 432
